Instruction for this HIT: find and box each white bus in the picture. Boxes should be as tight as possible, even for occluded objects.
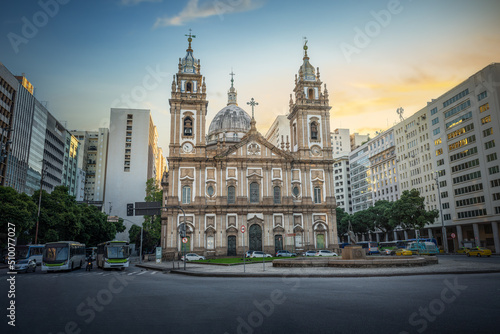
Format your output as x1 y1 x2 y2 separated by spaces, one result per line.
42 241 86 272
97 241 130 270
14 244 45 265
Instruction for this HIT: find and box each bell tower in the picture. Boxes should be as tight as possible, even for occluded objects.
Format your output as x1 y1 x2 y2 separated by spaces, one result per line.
169 31 208 157
288 40 332 159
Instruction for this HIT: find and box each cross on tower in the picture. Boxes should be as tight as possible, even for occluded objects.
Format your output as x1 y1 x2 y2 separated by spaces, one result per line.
247 98 258 119
229 69 235 88
185 29 196 50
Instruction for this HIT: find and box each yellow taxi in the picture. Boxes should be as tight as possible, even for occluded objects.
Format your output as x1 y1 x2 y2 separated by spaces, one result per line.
456 247 471 254
395 248 413 256
467 247 492 257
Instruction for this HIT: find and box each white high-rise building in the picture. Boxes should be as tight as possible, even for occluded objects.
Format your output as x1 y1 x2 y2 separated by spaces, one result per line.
427 63 500 253
105 109 162 240
265 115 291 149
331 128 351 158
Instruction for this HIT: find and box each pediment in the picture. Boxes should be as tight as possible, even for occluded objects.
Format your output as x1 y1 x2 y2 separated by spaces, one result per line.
214 130 293 161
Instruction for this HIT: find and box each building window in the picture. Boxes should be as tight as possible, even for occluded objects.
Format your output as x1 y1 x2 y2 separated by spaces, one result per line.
314 187 322 204
186 82 192 92
273 186 281 204
250 182 259 203
184 117 193 136
182 186 191 204
479 103 489 113
292 186 300 197
207 185 214 196
227 186 235 204
308 88 314 100
310 121 318 140
477 91 487 101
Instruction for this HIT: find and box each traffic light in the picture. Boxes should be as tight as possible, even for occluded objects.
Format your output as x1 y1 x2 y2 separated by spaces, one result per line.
126 203 134 216
180 223 186 238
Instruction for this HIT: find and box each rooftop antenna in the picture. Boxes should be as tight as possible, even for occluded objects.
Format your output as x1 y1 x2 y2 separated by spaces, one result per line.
396 107 405 122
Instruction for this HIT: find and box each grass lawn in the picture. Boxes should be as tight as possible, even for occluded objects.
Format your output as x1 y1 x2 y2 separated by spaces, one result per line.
193 256 294 265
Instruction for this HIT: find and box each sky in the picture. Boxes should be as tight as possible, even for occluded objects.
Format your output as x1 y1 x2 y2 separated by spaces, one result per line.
1 0 499 152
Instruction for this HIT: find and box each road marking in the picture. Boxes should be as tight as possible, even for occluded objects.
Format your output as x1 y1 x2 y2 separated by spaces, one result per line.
151 271 158 275
127 272 136 275
136 271 147 275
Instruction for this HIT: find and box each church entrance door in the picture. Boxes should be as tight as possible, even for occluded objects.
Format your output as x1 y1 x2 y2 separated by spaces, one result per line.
249 224 262 251
227 236 236 256
274 235 283 254
316 234 325 249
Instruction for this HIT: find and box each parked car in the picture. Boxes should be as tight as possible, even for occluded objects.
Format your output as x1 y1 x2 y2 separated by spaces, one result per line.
302 250 317 257
395 248 412 256
245 251 254 258
250 251 272 258
276 250 296 257
381 248 395 256
181 253 206 261
315 250 338 257
14 258 36 273
467 247 492 257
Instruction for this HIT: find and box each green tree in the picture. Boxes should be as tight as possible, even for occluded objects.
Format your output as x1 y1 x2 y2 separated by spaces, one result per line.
366 200 395 234
389 189 439 231
336 207 350 238
0 187 37 246
138 178 163 253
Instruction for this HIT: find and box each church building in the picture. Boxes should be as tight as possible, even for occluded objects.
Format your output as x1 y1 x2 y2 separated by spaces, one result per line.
160 35 337 258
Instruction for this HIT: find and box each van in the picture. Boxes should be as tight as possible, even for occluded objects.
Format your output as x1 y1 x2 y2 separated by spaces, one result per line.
407 242 439 255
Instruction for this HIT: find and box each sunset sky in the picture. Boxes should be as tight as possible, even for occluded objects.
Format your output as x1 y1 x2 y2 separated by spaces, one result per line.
1 0 499 151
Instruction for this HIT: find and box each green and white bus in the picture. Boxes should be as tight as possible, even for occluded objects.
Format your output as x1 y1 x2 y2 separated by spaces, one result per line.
42 241 86 272
97 241 130 270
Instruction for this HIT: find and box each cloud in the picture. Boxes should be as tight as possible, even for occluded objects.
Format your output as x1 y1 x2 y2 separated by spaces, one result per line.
153 0 262 28
121 0 162 5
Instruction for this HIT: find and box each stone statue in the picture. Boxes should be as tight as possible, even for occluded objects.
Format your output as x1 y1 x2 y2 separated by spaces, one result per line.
347 221 357 244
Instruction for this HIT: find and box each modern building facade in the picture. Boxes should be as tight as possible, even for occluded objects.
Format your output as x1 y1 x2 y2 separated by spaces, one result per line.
25 100 48 195
331 128 351 158
71 128 109 205
105 109 162 239
265 115 291 149
0 63 18 186
161 38 337 259
427 63 500 253
61 132 80 196
42 112 66 192
5 75 35 192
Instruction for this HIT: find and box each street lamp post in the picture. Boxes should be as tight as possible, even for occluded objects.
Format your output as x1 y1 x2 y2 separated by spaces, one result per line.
35 160 47 244
434 172 448 253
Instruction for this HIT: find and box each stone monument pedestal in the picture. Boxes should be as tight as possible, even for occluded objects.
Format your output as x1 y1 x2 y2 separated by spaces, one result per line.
342 245 366 260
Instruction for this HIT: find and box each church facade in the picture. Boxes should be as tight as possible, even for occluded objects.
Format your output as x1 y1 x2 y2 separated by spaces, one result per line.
160 36 338 258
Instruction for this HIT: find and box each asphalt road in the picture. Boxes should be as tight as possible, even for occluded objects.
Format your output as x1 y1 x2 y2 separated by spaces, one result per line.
1 260 499 334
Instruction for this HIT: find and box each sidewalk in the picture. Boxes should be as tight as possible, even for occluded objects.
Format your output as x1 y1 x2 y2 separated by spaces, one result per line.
135 256 500 278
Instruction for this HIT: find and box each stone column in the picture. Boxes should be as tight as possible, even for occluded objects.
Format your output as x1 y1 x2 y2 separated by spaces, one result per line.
393 231 398 241
456 225 463 248
404 230 409 240
492 222 500 254
473 223 480 247
376 233 380 243
428 229 433 239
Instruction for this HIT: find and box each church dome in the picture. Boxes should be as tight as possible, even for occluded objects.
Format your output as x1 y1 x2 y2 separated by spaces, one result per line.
207 104 251 140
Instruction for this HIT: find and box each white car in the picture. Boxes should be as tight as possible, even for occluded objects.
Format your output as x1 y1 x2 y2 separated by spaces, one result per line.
250 251 272 258
14 258 37 273
181 253 206 261
315 250 338 257
302 250 317 257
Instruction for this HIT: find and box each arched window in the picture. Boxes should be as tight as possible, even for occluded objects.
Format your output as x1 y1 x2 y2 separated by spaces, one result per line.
250 182 259 203
314 186 322 204
186 82 192 92
182 186 191 204
310 121 318 140
227 186 235 204
273 186 281 204
184 117 193 136
308 88 314 100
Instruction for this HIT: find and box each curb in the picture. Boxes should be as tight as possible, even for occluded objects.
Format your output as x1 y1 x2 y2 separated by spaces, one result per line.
169 269 500 278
